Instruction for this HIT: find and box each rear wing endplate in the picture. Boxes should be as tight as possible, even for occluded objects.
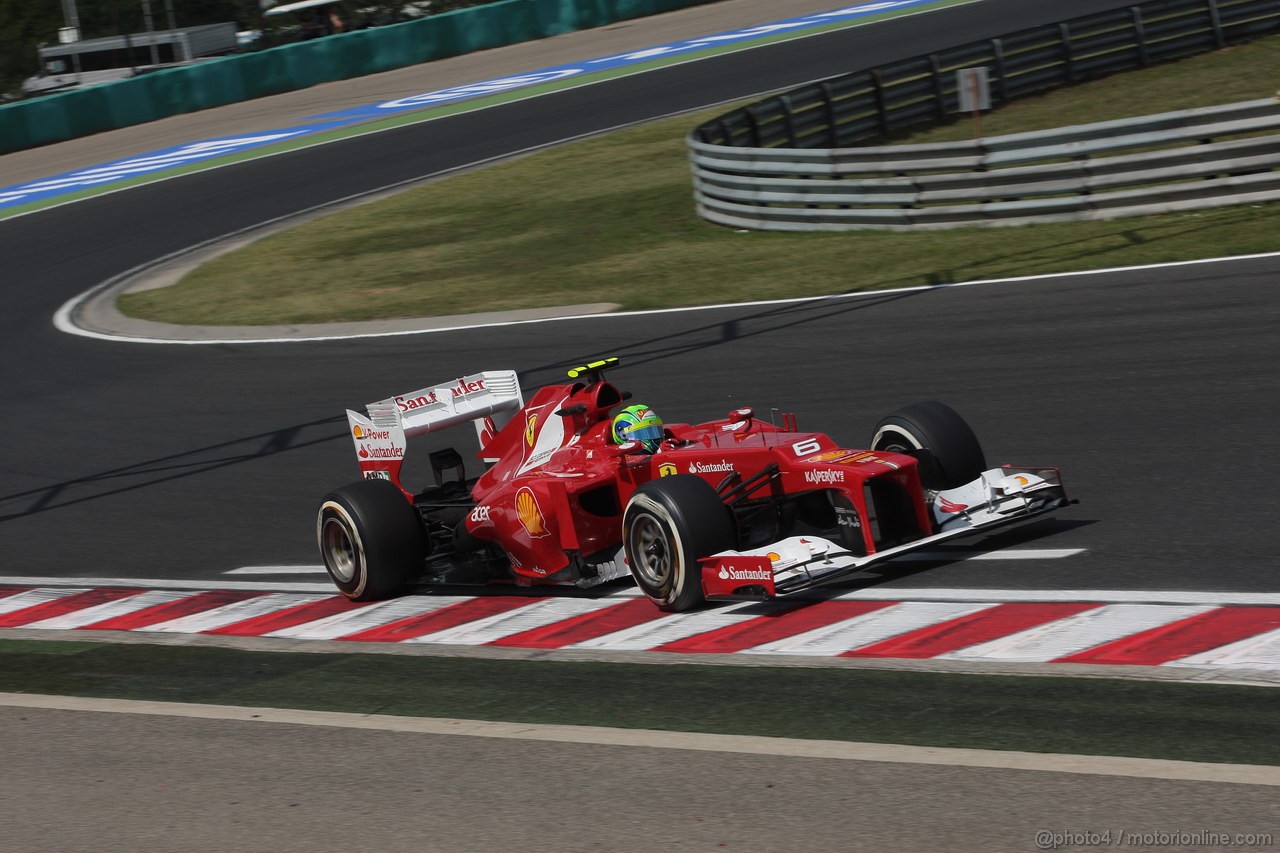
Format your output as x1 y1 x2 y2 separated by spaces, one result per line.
345 370 523 491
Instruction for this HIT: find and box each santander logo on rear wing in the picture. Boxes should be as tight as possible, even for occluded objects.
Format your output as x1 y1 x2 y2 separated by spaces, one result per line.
346 370 524 494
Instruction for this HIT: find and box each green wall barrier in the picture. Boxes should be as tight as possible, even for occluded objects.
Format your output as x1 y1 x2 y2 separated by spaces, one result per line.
0 0 723 157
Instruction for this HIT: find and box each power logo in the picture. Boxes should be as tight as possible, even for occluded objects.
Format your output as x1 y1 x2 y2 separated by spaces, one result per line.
515 487 548 538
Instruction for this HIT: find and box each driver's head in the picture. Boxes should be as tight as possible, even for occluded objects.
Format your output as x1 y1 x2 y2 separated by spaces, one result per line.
612 404 664 453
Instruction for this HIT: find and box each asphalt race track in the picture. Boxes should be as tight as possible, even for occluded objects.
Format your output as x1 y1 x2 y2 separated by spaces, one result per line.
1 0 1277 601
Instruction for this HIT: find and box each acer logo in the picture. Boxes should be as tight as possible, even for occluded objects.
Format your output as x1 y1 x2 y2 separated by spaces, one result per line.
717 566 772 581
469 505 491 523
394 379 487 412
804 469 845 485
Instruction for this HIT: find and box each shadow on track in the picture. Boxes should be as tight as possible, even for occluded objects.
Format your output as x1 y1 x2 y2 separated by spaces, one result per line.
514 287 930 387
0 416 345 522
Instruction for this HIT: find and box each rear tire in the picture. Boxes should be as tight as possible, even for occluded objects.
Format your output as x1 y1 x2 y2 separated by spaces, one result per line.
623 475 736 613
871 401 987 490
317 479 425 601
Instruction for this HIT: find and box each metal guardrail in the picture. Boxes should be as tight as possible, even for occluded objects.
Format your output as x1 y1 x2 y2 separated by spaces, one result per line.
687 0 1280 231
690 99 1280 230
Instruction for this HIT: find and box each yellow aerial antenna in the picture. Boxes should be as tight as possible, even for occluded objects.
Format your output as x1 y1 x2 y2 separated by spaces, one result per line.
566 357 620 383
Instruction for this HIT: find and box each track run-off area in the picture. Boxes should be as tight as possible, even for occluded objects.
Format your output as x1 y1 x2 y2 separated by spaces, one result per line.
2 0 1279 682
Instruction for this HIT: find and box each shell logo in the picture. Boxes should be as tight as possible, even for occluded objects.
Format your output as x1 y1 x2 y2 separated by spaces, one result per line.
658 463 678 477
524 413 539 448
1014 475 1030 486
352 425 365 439
515 487 548 537
766 552 782 563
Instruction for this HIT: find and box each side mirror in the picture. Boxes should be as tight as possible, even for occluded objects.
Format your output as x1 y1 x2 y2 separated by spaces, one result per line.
725 408 754 435
614 440 649 456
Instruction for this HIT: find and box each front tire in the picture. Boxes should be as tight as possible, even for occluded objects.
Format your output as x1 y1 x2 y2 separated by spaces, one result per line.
871 401 986 490
622 475 736 613
317 479 426 601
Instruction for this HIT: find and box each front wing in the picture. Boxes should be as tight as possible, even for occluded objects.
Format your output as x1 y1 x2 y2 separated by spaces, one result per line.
700 466 1071 600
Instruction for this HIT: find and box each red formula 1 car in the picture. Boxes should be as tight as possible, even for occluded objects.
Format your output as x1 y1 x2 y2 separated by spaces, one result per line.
316 358 1070 611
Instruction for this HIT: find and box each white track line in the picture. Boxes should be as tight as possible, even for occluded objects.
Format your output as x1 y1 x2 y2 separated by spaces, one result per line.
54 250 1280 345
890 548 1085 561
0 576 336 593
2 693 1277 786
225 566 328 575
4 578 1280 607
828 589 1280 607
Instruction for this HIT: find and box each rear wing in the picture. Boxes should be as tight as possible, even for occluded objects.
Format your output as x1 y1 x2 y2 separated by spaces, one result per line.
346 370 524 493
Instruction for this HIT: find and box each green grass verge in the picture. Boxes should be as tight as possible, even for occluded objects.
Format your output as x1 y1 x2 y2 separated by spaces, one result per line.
0 638 1276 765
117 35 1280 326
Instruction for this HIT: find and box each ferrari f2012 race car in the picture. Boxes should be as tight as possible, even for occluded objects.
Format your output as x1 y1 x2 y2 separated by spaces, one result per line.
316 358 1071 611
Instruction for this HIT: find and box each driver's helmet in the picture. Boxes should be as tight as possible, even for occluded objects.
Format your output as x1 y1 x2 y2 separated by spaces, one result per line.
612 404 664 453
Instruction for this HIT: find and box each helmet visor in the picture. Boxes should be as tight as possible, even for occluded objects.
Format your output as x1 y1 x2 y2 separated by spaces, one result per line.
625 423 664 443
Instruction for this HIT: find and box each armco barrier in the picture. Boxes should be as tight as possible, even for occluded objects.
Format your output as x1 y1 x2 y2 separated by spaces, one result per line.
690 99 1280 230
0 0 721 156
693 0 1280 150
687 0 1280 230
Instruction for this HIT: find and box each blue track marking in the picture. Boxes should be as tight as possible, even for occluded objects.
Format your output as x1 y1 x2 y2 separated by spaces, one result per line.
0 1 948 213
0 121 359 209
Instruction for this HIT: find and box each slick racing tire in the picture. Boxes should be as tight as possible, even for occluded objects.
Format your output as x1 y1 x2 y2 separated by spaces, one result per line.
317 479 426 601
871 401 987 491
623 475 735 613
